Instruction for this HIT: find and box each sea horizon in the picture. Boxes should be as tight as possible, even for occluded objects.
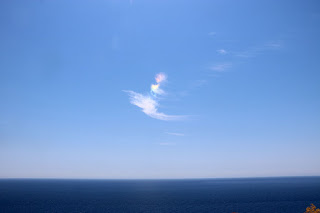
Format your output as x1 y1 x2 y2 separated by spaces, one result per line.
1 175 320 180
1 176 319 212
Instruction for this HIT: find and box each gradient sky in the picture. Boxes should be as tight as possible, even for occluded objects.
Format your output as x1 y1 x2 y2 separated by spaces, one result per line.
1 0 320 179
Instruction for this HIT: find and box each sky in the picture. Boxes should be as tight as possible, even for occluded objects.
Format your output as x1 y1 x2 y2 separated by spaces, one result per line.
0 0 320 179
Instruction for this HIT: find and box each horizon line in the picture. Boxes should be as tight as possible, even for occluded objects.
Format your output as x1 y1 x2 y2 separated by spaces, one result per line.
1 175 319 181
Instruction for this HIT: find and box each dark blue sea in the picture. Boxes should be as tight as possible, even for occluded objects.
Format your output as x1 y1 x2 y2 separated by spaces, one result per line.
0 177 319 213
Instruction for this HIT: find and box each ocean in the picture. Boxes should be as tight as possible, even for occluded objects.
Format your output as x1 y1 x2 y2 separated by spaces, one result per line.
0 177 319 213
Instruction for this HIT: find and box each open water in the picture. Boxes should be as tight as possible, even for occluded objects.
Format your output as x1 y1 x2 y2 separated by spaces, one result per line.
0 177 319 212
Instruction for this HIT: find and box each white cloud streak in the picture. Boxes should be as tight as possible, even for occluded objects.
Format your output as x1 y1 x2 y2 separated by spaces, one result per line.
125 73 185 121
217 49 227 55
210 63 231 72
165 132 185 136
234 41 282 58
124 91 183 121
265 41 282 49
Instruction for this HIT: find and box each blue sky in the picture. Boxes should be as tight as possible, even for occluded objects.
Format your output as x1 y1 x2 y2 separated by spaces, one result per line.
1 0 320 178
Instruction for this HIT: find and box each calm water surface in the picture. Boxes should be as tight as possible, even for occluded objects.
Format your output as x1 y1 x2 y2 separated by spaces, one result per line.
0 177 319 213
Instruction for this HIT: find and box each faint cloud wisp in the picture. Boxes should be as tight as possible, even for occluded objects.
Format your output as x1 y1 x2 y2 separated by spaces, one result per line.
124 73 184 121
217 49 227 55
210 63 231 72
165 132 185 136
234 41 282 58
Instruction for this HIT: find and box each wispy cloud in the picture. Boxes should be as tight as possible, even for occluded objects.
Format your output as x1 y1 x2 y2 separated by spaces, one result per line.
208 32 216 36
217 49 227 55
234 41 282 58
125 91 181 121
165 132 185 136
205 40 282 80
265 41 282 49
125 73 185 121
210 63 231 72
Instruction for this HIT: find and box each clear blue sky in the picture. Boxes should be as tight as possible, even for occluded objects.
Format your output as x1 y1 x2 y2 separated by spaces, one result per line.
1 0 320 179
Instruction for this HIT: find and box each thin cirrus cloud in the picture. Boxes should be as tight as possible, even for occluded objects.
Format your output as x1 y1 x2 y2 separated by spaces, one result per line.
206 40 282 79
217 49 227 55
165 132 185 136
210 63 231 72
234 41 282 58
124 73 184 121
